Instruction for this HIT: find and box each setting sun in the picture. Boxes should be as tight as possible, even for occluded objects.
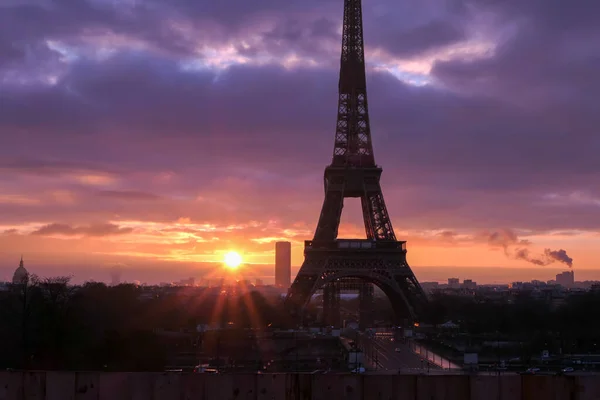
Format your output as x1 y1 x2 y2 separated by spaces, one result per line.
224 251 243 269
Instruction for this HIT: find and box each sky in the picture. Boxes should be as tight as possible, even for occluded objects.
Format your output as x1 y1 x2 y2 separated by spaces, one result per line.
0 0 599 284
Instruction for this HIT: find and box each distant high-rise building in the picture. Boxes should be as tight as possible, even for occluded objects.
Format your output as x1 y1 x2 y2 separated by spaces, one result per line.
556 271 574 287
448 278 459 288
275 241 291 288
255 278 264 286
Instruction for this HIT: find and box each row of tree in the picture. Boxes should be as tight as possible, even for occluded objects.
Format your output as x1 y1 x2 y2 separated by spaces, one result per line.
1 275 599 370
425 291 600 337
0 275 289 370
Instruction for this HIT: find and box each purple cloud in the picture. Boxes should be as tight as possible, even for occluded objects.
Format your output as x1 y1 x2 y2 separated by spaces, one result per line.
31 223 133 237
97 190 161 201
0 0 598 253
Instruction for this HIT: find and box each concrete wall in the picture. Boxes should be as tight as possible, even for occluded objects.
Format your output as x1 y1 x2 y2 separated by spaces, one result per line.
0 371 599 399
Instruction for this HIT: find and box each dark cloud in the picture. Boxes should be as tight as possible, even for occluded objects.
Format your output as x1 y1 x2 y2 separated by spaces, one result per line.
0 1 159 48
1 54 598 231
0 0 474 79
481 229 530 250
466 0 600 32
1 54 335 172
238 17 340 61
147 0 338 28
371 20 466 57
433 0 600 107
31 223 133 237
97 190 161 201
3 53 598 186
0 41 24 66
0 159 119 177
0 0 598 238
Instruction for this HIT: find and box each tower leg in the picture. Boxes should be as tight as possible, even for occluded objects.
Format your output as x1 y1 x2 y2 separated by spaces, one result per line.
359 283 374 330
323 282 341 328
323 283 332 327
333 282 341 327
286 246 427 327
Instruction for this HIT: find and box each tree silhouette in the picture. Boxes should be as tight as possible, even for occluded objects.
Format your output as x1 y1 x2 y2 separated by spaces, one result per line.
1 278 599 371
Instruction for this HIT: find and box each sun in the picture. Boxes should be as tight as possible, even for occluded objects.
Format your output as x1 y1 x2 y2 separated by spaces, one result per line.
224 251 242 269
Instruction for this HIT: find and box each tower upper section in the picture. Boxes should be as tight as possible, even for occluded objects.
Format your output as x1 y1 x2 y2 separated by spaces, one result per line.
331 0 375 167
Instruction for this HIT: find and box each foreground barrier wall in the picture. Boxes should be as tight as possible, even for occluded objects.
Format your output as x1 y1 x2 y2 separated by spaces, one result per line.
0 371 599 400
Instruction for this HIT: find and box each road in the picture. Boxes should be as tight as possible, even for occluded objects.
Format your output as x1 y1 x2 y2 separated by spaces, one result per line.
348 333 600 376
355 334 440 372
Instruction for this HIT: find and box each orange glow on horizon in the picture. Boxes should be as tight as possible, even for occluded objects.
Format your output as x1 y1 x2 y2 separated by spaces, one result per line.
0 218 597 285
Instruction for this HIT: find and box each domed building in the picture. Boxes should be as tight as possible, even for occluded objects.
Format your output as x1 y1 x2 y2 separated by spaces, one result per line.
12 256 28 284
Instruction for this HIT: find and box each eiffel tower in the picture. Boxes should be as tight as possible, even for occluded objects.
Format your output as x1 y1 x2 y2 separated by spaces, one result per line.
285 0 427 326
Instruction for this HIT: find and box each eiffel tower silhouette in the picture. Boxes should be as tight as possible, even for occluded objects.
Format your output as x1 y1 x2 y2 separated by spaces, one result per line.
285 0 427 326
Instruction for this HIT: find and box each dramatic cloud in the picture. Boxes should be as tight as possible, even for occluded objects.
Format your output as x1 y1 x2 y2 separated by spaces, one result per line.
97 191 161 201
482 230 531 250
0 0 598 282
31 223 133 237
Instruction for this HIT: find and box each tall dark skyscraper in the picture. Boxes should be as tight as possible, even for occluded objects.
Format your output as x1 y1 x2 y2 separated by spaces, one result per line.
275 241 291 288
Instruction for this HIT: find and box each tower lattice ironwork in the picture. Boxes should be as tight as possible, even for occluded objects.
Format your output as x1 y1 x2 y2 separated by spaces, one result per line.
285 0 427 324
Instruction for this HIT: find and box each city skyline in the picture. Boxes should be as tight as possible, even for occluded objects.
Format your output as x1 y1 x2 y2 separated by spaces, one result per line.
1 0 599 280
0 257 594 287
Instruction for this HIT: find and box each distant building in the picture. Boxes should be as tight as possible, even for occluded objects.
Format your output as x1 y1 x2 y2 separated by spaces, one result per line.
275 241 291 289
556 271 574 287
463 279 477 289
176 277 195 286
198 279 210 287
12 256 29 285
420 282 439 292
237 280 252 289
448 278 459 288
509 282 523 289
255 278 264 286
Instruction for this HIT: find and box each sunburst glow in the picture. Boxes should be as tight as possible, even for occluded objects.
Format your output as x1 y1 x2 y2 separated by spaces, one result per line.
224 251 242 269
